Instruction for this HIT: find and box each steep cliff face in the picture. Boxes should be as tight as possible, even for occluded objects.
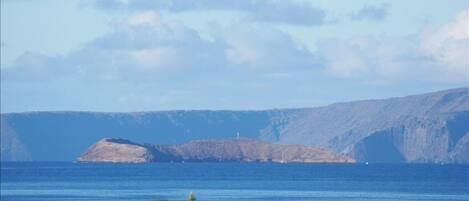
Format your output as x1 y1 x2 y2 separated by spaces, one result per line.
265 88 469 163
267 88 468 149
352 112 469 163
2 88 468 163
0 119 31 161
77 138 354 163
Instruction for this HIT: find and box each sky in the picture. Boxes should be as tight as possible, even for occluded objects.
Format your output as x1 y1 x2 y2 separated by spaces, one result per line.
1 0 468 112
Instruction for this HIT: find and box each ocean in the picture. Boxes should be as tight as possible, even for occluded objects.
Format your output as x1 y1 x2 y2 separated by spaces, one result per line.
1 162 468 201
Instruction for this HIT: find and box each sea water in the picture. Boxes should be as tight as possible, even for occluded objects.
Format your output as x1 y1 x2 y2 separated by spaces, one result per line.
1 162 468 201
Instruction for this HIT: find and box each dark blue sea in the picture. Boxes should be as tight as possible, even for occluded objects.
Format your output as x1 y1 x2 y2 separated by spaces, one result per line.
1 162 468 201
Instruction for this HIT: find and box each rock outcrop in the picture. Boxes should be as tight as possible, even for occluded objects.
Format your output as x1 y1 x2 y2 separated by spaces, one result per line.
77 138 354 163
77 138 153 163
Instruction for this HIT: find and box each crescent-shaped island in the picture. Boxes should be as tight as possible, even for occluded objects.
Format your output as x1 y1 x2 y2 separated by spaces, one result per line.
77 138 355 163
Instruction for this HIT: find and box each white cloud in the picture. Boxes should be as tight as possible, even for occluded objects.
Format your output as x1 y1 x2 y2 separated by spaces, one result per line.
124 10 161 26
4 9 467 84
320 9 469 83
2 11 314 81
131 48 174 69
91 0 326 26
320 37 418 78
319 39 369 77
3 5 468 112
420 9 469 77
3 7 468 113
350 3 390 21
222 24 313 70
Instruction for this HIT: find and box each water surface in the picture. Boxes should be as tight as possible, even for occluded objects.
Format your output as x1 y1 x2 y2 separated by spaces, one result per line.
1 162 468 201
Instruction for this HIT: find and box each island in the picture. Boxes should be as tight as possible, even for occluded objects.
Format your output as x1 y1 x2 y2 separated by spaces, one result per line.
77 138 355 163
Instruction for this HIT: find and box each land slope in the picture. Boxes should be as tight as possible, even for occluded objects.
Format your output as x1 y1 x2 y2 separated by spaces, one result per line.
1 88 468 163
77 138 354 163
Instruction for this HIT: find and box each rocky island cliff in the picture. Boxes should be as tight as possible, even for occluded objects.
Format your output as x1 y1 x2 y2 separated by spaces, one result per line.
77 138 354 163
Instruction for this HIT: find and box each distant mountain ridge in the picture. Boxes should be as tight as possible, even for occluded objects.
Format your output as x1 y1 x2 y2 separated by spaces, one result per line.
77 138 354 163
1 88 468 163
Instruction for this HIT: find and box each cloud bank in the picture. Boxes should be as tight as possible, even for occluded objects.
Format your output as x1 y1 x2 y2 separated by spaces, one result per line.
2 11 315 82
4 9 468 83
91 0 326 26
350 3 390 21
321 9 468 83
1 3 467 112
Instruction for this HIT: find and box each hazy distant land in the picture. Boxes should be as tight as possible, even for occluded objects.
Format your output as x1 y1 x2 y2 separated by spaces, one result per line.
1 88 468 163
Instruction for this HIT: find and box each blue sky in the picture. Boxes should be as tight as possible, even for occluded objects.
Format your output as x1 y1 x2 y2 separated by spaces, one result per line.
1 0 468 112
